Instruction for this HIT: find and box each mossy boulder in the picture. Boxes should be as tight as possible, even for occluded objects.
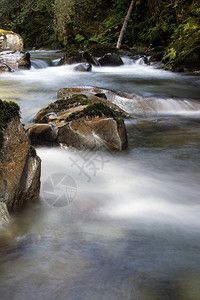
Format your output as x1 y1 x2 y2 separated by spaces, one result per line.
0 99 41 227
99 53 123 66
28 94 128 151
57 87 130 118
0 29 23 52
59 49 98 66
0 99 20 149
88 43 118 57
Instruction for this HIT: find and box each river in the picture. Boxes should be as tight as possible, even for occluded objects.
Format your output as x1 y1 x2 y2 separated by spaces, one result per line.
0 50 200 300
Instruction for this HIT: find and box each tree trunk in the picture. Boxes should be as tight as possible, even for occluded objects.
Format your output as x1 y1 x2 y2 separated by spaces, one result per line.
116 0 136 49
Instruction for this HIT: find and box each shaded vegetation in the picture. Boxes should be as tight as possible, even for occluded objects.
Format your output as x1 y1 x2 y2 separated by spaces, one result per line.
0 99 20 149
0 0 199 70
0 0 56 48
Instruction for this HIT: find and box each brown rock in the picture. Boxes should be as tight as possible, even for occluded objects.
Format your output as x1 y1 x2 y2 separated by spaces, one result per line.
0 203 10 228
58 117 127 151
0 117 41 213
0 29 23 52
28 95 128 151
27 124 58 146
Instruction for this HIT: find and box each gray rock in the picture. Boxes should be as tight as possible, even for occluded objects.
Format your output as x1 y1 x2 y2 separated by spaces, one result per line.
0 50 31 71
74 63 92 72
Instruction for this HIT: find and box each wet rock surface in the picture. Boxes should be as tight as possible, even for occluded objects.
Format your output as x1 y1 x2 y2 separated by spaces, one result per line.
0 30 31 72
0 29 23 52
0 100 41 227
0 51 31 72
28 94 128 151
57 87 131 118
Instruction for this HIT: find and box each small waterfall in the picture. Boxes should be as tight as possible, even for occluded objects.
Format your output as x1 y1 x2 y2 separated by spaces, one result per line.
135 56 150 65
111 93 200 117
88 88 200 118
121 56 133 65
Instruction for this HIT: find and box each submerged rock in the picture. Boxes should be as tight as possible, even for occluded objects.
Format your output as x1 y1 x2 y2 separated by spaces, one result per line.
28 94 128 151
74 63 92 72
0 99 41 226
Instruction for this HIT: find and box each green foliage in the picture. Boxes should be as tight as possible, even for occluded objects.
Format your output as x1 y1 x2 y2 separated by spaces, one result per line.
0 0 56 48
0 99 20 149
163 6 200 70
75 34 85 43
0 0 200 70
54 0 110 48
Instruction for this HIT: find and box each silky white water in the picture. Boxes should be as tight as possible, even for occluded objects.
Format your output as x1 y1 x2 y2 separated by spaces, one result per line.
0 51 200 300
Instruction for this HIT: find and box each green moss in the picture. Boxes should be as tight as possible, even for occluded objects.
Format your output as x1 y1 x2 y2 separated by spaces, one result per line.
29 145 37 157
0 99 20 149
66 102 117 121
163 24 200 71
53 94 91 111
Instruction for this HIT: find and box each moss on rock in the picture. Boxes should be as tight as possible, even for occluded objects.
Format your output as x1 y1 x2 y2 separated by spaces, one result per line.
88 43 118 56
52 94 91 111
66 102 117 122
0 99 20 149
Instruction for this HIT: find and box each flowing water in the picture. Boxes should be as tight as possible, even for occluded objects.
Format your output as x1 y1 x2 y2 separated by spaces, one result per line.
0 50 200 300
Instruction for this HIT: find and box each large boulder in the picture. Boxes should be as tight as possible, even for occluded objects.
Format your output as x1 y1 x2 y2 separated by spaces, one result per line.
0 30 31 72
0 29 23 52
0 100 41 227
0 51 31 71
59 50 99 66
99 53 124 66
28 94 128 151
57 87 130 118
